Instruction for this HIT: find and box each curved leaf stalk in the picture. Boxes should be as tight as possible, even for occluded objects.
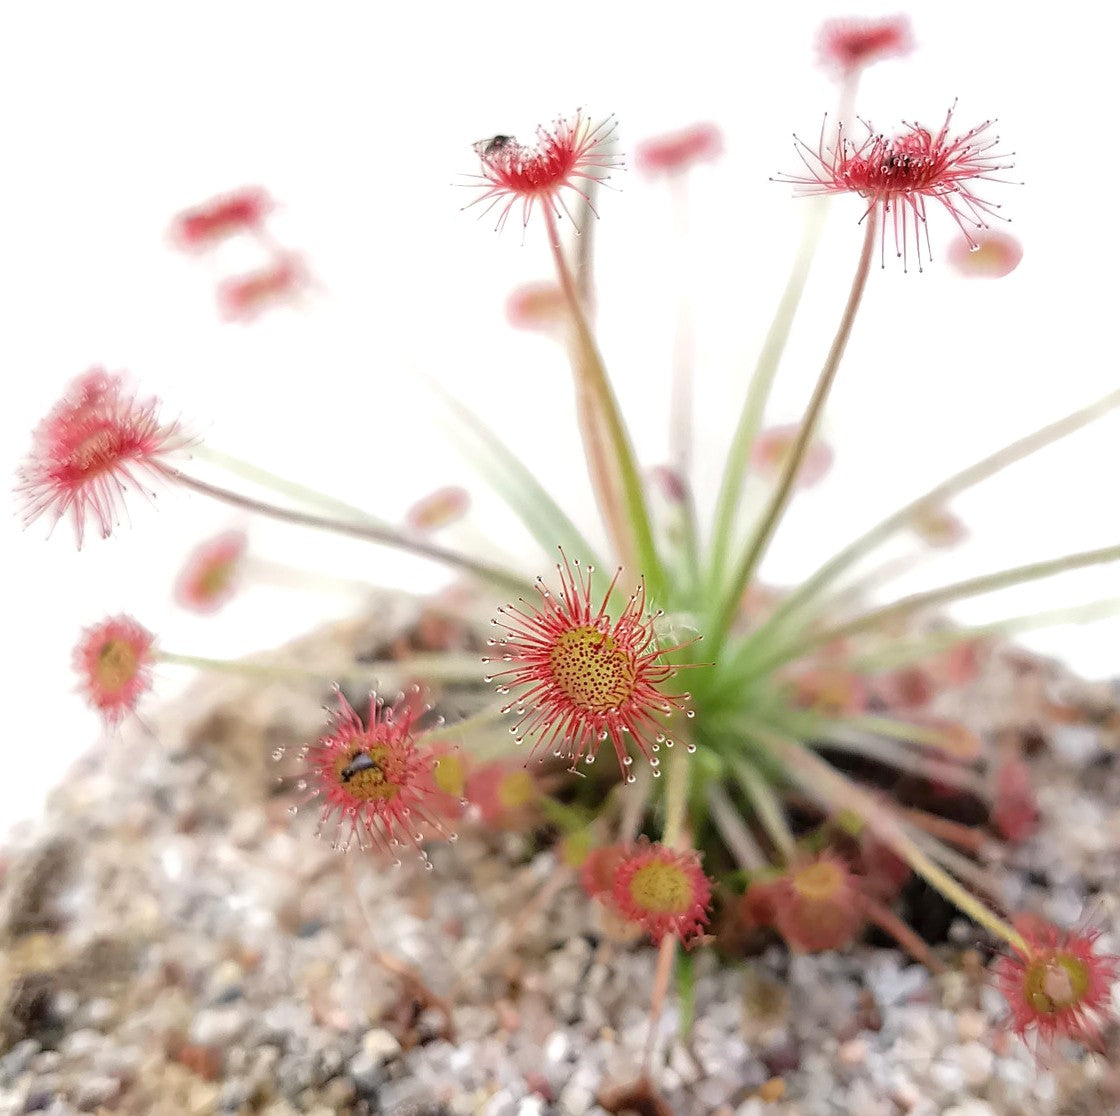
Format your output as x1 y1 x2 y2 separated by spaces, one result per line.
426 378 605 570
642 743 692 1072
862 895 945 972
755 730 1028 954
157 649 492 691
902 824 1007 903
789 543 1120 664
733 760 797 860
543 207 665 597
421 702 511 744
710 209 878 654
707 70 862 593
706 782 768 870
791 723 987 798
707 198 830 592
668 174 697 480
660 744 692 850
168 468 528 594
618 766 654 845
850 597 1120 673
244 556 383 600
192 444 391 525
743 387 1120 659
157 649 372 686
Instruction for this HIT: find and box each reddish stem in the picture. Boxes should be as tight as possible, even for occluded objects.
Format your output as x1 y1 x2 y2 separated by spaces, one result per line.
900 807 988 853
168 467 525 592
861 894 947 974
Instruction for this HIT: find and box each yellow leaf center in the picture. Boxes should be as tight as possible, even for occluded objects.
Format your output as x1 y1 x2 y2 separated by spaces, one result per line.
629 861 692 914
197 559 236 599
497 770 536 810
548 625 637 711
792 860 844 902
1025 955 1090 1015
96 639 137 694
334 744 400 801
433 754 465 797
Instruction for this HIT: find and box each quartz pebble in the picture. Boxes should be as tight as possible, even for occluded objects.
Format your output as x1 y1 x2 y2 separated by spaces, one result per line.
359 1026 401 1062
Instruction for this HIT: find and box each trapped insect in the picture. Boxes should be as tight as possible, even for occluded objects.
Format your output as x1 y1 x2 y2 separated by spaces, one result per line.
340 752 377 783
473 134 515 158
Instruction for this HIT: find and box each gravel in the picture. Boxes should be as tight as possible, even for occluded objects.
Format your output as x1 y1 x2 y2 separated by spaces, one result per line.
0 599 1118 1115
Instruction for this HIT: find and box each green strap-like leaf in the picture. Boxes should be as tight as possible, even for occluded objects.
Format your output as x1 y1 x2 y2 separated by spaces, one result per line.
431 382 606 572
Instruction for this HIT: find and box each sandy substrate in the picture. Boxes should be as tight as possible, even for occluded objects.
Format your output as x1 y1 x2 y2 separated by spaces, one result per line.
1 600 1118 1115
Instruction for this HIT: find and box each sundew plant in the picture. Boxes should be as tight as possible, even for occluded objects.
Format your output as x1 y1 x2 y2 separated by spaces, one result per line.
14 12 1120 1095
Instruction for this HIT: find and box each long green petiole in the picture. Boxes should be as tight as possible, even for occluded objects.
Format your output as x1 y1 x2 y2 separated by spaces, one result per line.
811 713 963 751
660 744 692 849
168 468 528 594
849 597 1120 672
709 210 878 653
755 729 1028 954
706 782 768 870
424 701 513 745
543 208 665 597
158 650 374 687
192 444 391 525
792 542 1120 661
158 649 487 687
734 760 797 860
427 378 606 571
707 199 830 592
742 386 1120 658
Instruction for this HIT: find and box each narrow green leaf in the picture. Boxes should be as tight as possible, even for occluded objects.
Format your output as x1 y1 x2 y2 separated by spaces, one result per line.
430 383 606 572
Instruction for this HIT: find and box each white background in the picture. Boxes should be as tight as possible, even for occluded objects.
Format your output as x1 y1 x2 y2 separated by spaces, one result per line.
2 2 1117 837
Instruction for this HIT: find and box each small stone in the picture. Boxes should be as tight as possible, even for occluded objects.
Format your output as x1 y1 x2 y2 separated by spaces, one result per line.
541 1031 570 1064
941 1104 997 1116
929 1056 966 1093
668 1042 700 1085
207 960 244 1002
1049 723 1101 764
837 1037 868 1067
188 1081 221 1115
347 1051 386 1095
360 1027 401 1062
52 990 79 1021
217 1078 253 1110
890 1077 922 1112
60 1028 102 1058
321 1077 357 1107
756 1077 786 1102
938 970 970 1010
260 1103 299 1116
74 1075 120 1111
958 1040 994 1088
32 1050 61 1072
170 1040 224 1081
760 1038 800 1076
0 1038 40 1077
82 997 116 1029
448 1005 490 1043
276 1052 323 1095
956 1009 986 1042
190 1005 248 1046
557 1080 594 1114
